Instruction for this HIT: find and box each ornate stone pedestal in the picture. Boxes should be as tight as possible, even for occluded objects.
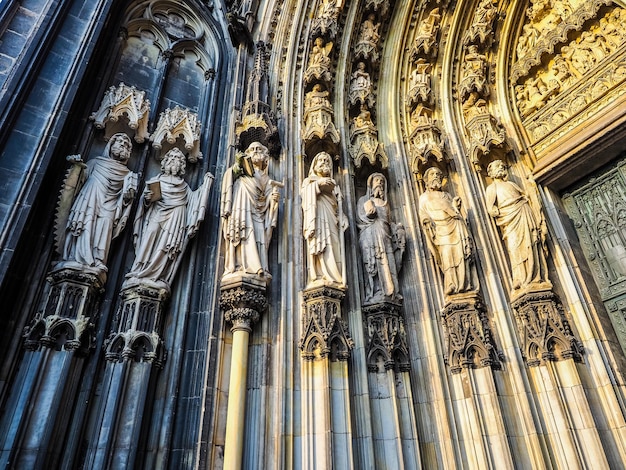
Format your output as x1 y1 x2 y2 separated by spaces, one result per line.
84 283 168 469
441 293 501 373
220 274 267 470
363 301 409 373
511 288 582 366
1 268 102 469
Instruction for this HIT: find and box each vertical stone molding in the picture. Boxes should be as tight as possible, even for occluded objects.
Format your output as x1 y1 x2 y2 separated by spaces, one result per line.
23 268 102 354
511 289 583 366
104 284 169 367
363 301 410 373
299 286 354 362
441 293 501 373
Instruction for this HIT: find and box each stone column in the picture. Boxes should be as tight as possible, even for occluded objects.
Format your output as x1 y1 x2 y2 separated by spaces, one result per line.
83 284 167 470
0 268 101 469
219 275 267 470
299 285 354 469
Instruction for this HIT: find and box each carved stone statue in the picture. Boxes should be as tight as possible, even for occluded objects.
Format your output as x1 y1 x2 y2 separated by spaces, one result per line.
463 0 497 46
301 152 347 288
357 14 380 45
302 84 340 143
419 167 476 296
348 62 374 108
124 148 214 290
221 142 281 280
56 132 137 280
485 160 549 291
460 45 489 98
357 173 405 303
304 37 333 84
407 58 432 107
411 8 441 59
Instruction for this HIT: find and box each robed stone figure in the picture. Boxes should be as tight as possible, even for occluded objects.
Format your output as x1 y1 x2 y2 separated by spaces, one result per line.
56 132 137 280
124 148 213 290
486 160 549 291
221 142 280 280
301 152 347 288
419 167 476 296
357 173 405 303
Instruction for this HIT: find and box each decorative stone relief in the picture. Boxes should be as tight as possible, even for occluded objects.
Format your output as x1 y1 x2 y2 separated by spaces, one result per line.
357 173 405 304
304 37 333 86
221 142 281 282
23 269 101 355
104 285 168 367
299 286 354 361
406 59 433 108
219 276 268 333
365 0 390 18
89 83 151 143
419 167 478 296
310 0 340 39
363 302 410 372
408 105 446 175
409 8 441 60
354 14 381 64
54 133 138 283
150 106 202 162
459 45 490 99
348 62 374 108
123 148 214 292
485 160 550 292
348 106 387 168
462 92 506 169
301 152 348 289
441 294 501 373
511 289 582 366
462 0 498 47
302 84 341 144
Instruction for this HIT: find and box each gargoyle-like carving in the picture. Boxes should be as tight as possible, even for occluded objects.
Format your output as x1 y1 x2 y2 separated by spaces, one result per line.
302 84 340 144
151 106 202 162
357 173 405 304
89 83 151 143
410 8 441 60
304 37 333 85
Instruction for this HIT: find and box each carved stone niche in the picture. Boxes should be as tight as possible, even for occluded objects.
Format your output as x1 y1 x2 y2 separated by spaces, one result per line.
511 289 583 367
90 83 151 143
440 293 502 373
363 302 410 373
299 286 354 362
150 106 202 162
23 268 101 355
408 105 446 175
220 275 268 333
462 93 506 171
349 107 388 168
104 284 168 368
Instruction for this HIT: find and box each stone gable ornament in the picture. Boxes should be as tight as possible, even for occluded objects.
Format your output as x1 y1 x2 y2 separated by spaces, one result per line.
123 148 214 292
89 83 151 143
408 105 446 175
357 173 405 304
406 59 433 108
151 106 202 162
54 133 138 282
462 92 506 170
418 167 477 296
301 152 348 288
221 142 281 282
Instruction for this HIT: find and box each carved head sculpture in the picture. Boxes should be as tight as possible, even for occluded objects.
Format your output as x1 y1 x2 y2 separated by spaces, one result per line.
106 133 133 163
245 141 270 170
310 152 333 178
161 147 187 176
487 159 507 180
423 166 444 191
367 173 387 201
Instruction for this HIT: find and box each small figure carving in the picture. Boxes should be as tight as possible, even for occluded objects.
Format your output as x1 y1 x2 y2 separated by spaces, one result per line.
410 8 441 59
124 148 214 290
301 152 348 288
311 0 340 39
349 106 387 168
354 14 381 63
463 0 498 46
459 45 489 99
56 133 137 280
221 142 281 280
357 173 405 303
407 59 432 107
302 84 340 143
419 167 476 296
348 62 374 108
304 37 333 84
516 24 540 60
486 160 549 291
